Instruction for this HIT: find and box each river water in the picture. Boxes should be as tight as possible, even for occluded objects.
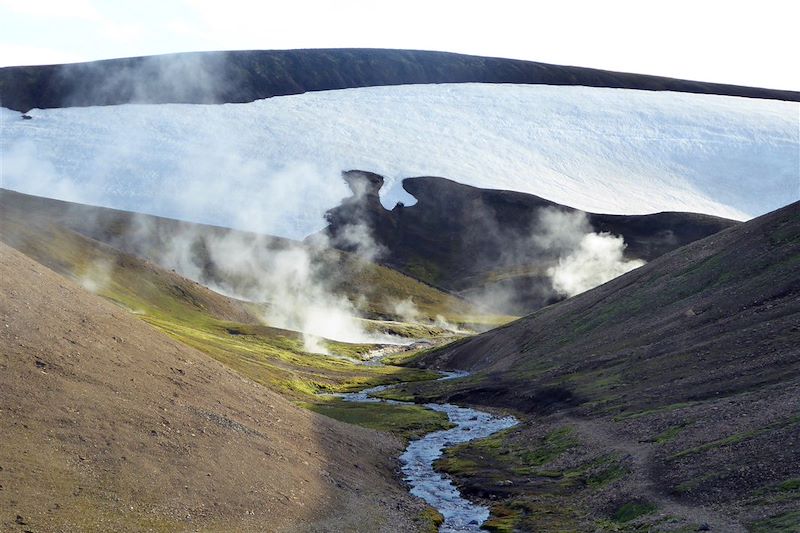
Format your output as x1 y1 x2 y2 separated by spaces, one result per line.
334 372 518 532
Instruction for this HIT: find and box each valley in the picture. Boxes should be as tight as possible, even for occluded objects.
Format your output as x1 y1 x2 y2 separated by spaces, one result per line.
1 47 798 533
3 183 796 532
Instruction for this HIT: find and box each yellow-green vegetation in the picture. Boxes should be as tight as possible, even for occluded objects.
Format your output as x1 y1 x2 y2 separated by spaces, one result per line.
668 415 800 460
646 423 689 444
436 426 579 478
360 318 454 340
483 500 584 532
318 248 477 322
370 371 481 403
561 454 629 489
611 501 657 523
418 507 445 533
141 315 437 396
0 215 474 442
303 399 453 442
433 426 643 531
481 503 520 532
750 477 800 506
749 511 800 533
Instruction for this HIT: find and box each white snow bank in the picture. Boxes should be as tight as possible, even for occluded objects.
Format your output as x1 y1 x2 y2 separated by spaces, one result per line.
2 84 797 238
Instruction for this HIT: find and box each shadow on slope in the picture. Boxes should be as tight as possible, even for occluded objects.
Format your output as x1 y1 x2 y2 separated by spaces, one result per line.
321 171 737 314
418 201 799 413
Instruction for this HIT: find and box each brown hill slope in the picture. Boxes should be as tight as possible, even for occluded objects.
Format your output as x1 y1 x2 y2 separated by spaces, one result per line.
0 242 430 532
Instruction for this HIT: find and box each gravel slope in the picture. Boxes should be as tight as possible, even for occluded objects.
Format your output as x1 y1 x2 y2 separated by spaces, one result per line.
0 242 429 532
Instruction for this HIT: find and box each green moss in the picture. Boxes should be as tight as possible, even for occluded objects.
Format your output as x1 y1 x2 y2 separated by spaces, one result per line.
521 427 579 468
778 478 800 492
485 499 583 532
419 507 445 532
561 454 629 489
303 399 453 441
612 501 657 523
437 427 579 480
482 504 521 532
749 511 800 533
645 423 689 444
404 257 442 285
613 402 696 421
669 415 800 460
750 477 800 505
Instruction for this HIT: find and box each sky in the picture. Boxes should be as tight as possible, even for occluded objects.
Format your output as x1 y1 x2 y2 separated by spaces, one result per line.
0 0 797 91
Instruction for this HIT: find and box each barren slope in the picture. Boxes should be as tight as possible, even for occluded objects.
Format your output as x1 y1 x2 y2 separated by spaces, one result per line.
392 201 800 531
0 242 431 532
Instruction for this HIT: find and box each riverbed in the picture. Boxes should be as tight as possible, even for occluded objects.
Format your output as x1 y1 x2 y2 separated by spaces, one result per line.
335 372 518 532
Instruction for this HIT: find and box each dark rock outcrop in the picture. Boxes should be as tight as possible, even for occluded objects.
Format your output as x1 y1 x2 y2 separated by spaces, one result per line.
319 171 737 314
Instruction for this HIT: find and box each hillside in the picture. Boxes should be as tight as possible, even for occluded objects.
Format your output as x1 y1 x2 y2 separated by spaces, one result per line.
322 171 737 313
2 48 798 113
0 188 481 325
417 201 799 403
388 201 800 531
0 241 437 532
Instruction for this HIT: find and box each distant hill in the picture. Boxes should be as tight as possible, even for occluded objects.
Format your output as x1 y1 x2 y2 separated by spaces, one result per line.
0 188 481 323
321 171 737 313
2 48 798 112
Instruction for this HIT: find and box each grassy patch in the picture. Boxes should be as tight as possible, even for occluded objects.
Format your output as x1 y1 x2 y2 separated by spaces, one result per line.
749 511 800 533
143 314 438 398
612 501 657 523
669 415 800 460
750 477 800 505
561 454 629 489
302 399 453 441
643 423 689 445
418 507 444 533
777 478 800 492
613 402 696 422
482 504 522 532
436 426 579 479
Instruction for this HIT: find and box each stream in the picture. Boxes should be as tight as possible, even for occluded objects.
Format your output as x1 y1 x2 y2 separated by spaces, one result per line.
334 371 519 532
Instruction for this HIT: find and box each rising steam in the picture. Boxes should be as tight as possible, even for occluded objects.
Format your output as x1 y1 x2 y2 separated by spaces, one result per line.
534 208 645 298
126 212 403 353
548 232 645 296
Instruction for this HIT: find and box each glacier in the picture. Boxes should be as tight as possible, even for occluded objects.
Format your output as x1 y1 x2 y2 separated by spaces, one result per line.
2 83 798 239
